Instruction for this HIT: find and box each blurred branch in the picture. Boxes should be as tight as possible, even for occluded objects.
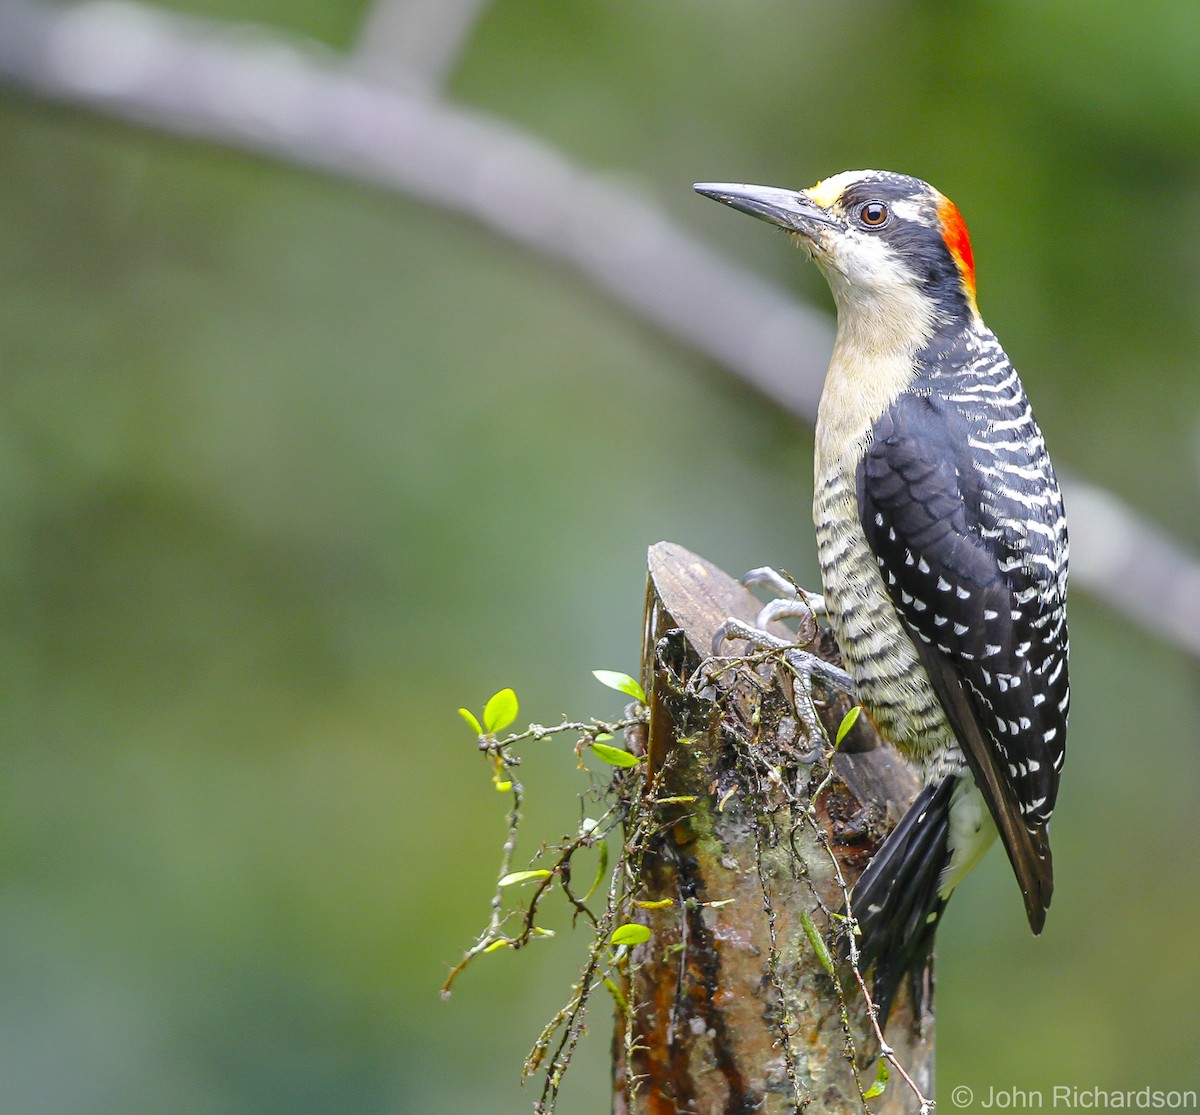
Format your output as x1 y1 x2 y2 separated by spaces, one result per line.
352 0 492 91
1066 481 1200 656
0 0 831 416
0 0 1198 660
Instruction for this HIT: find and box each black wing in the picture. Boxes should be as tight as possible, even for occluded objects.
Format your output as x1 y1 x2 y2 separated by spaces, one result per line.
857 389 1069 931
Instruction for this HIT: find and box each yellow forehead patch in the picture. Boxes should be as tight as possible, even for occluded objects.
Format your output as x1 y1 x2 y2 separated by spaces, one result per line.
804 179 842 209
803 170 865 210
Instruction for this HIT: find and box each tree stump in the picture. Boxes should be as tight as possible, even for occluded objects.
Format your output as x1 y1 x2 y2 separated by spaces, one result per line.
611 542 933 1114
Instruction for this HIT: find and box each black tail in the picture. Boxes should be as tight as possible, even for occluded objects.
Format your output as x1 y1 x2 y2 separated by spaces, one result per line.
847 775 957 1025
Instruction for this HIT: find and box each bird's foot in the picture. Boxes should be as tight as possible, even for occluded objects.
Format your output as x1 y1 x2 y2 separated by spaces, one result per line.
711 615 855 748
741 566 827 634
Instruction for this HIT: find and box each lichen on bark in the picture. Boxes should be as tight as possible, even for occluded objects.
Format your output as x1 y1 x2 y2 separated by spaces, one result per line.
611 543 933 1115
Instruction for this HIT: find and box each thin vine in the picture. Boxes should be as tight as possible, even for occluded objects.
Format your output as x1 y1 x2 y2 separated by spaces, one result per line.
446 638 932 1115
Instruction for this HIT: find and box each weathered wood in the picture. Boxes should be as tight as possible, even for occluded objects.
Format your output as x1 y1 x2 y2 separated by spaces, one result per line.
612 542 933 1114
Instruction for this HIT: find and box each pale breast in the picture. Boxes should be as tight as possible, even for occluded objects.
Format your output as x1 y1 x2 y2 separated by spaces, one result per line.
813 458 957 767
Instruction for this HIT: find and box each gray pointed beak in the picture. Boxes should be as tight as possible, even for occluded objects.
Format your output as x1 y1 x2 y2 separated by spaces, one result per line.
693 182 840 234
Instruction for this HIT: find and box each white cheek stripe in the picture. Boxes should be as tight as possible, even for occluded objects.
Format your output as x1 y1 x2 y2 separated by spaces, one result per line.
890 198 925 222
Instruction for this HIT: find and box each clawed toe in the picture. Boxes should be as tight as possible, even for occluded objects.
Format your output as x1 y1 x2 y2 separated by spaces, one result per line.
710 615 856 745
741 565 827 633
711 616 792 657
742 566 800 598
755 594 826 634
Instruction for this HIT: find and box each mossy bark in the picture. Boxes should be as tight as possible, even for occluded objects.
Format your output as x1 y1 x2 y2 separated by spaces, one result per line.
611 543 933 1115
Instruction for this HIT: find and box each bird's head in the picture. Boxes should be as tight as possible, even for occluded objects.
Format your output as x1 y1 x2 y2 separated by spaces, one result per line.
695 170 980 329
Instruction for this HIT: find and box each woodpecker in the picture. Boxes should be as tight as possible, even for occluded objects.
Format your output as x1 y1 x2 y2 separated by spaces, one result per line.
695 171 1069 1019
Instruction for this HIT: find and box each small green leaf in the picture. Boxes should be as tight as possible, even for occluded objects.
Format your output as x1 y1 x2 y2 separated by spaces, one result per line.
801 909 835 977
591 742 641 768
483 688 519 734
863 1058 889 1100
834 705 863 748
458 707 484 735
592 670 646 703
583 839 609 901
633 897 674 910
610 923 652 946
498 869 552 887
483 939 510 954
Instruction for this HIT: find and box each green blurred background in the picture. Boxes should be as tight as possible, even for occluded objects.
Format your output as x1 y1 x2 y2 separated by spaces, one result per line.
1 0 1198 1111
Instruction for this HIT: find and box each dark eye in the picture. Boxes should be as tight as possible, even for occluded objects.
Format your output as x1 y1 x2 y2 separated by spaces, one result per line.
859 201 890 227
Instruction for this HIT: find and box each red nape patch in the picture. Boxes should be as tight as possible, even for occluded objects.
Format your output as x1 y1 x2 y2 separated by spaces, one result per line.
938 196 977 304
